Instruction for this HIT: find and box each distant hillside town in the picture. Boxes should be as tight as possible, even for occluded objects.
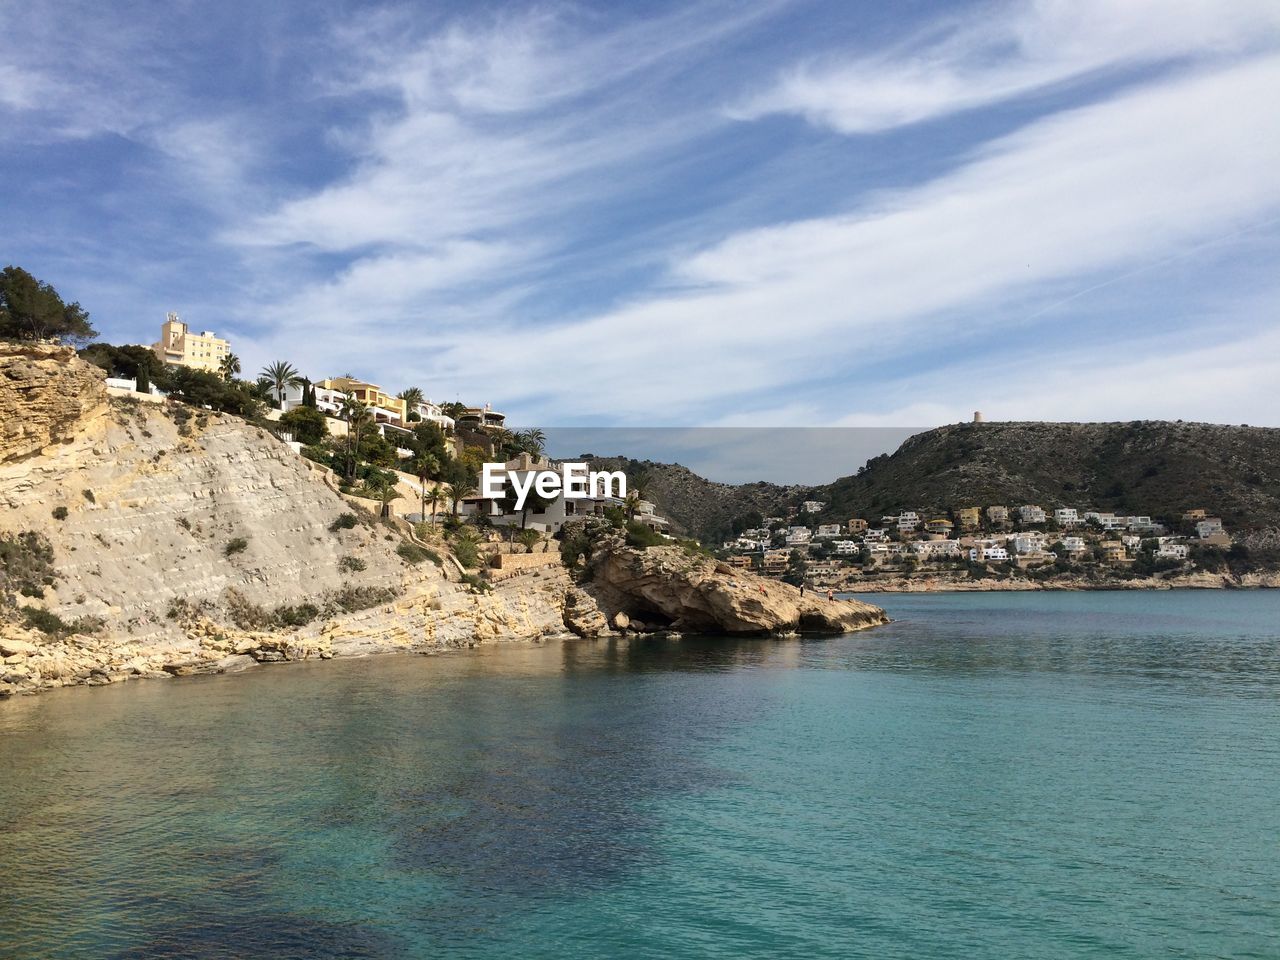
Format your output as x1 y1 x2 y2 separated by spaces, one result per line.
722 500 1244 589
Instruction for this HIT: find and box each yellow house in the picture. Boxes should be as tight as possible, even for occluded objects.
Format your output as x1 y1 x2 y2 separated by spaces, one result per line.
1099 541 1127 562
954 506 981 529
152 313 230 373
318 377 407 425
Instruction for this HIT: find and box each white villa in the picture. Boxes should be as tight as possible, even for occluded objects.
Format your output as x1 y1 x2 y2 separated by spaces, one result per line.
1196 518 1225 538
1054 507 1082 527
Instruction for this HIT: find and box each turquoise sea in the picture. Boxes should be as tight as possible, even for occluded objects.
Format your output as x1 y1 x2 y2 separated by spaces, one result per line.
2 591 1278 958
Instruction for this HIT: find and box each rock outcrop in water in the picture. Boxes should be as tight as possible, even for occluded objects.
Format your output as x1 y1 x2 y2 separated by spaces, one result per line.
580 537 888 635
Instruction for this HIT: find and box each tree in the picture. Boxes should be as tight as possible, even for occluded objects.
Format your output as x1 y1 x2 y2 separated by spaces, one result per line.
340 392 373 482
80 343 166 389
397 387 424 420
0 266 97 344
441 400 467 419
445 481 475 517
516 428 546 455
278 406 327 445
411 454 440 522
425 486 445 524
260 360 303 409
516 528 541 554
371 478 401 519
219 353 242 382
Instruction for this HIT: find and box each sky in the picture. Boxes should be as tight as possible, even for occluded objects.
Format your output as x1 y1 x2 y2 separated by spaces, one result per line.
4 0 1280 472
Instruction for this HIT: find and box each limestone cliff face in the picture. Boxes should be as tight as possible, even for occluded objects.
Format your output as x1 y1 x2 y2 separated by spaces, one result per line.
0 360 577 696
0 342 107 463
1 398 412 637
588 544 888 634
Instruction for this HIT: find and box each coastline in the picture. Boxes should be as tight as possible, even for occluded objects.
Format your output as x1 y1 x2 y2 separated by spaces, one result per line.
841 570 1280 592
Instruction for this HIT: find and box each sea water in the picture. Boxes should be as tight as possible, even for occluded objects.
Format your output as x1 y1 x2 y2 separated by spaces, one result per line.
1 590 1277 958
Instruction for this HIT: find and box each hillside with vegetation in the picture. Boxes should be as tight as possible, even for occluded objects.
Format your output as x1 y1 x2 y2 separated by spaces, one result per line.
582 456 800 543
595 421 1280 542
811 421 1280 530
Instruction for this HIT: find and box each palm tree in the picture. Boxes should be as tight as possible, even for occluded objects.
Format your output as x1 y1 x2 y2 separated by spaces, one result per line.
340 393 373 481
425 487 445 524
374 480 401 519
519 428 546 455
516 528 541 554
219 353 242 382
445 481 475 517
410 454 439 522
397 386 424 411
261 360 303 409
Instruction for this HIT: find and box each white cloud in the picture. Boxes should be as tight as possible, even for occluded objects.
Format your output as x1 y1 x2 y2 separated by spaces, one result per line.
732 0 1280 133
452 55 1280 424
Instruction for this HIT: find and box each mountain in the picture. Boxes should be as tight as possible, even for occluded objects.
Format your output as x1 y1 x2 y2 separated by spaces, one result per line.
582 456 800 542
812 421 1280 530
596 421 1280 541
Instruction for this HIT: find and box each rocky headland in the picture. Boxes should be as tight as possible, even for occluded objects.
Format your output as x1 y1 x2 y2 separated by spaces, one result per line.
0 344 888 697
571 536 887 634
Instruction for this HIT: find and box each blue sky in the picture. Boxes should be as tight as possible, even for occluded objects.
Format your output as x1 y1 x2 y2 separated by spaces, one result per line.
4 0 1280 438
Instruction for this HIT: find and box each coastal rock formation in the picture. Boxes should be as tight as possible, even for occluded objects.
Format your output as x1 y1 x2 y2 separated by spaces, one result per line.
588 544 888 634
0 342 107 463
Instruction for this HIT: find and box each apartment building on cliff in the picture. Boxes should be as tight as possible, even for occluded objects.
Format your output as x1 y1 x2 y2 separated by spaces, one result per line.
151 313 230 373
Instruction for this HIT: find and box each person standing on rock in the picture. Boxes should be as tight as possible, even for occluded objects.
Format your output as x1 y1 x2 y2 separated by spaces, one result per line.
827 589 835 601
799 583 805 597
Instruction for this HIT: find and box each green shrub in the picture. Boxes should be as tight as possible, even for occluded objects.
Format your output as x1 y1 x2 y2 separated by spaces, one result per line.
327 585 397 614
338 556 366 572
625 520 665 549
19 606 95 638
0 531 57 604
224 537 248 557
452 538 480 569
52 506 68 521
329 512 359 533
396 542 432 564
274 602 321 627
461 573 492 593
278 405 328 445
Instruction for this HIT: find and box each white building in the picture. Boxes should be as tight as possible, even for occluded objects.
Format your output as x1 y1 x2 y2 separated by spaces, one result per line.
832 540 862 555
969 544 1010 562
864 528 888 543
1054 508 1081 527
1059 536 1087 555
1018 505 1047 524
814 524 843 538
1157 542 1190 560
897 512 920 532
915 539 963 559
801 500 826 513
785 527 813 546
1011 533 1047 555
1195 518 1225 538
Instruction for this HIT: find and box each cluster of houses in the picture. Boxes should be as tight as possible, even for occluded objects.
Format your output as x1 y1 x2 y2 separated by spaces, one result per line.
109 315 673 537
725 501 1233 583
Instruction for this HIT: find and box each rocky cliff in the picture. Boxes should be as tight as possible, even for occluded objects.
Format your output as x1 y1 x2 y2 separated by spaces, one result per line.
583 542 888 635
0 344 579 696
0 345 888 697
0 342 108 463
